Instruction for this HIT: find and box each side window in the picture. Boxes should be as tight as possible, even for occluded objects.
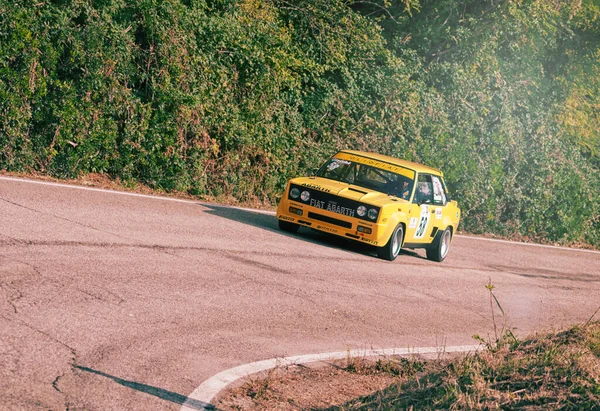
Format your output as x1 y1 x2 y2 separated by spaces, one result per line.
414 174 434 204
431 176 447 206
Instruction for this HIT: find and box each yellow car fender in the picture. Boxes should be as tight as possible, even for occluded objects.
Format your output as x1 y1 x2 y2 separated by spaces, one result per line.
376 210 409 246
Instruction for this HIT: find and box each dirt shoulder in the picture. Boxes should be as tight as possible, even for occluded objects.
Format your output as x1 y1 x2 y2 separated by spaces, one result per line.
215 322 600 410
213 355 439 411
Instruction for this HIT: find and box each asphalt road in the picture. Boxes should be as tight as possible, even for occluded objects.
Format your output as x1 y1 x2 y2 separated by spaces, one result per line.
1 176 599 410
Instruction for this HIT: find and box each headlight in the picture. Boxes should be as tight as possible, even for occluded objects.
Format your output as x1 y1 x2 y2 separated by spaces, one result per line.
290 187 300 199
368 208 378 220
300 190 310 202
357 205 367 217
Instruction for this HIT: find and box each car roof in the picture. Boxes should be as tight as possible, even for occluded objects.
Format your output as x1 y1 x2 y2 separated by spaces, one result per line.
339 150 443 176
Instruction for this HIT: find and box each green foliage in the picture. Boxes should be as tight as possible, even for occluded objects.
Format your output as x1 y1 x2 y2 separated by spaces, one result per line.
391 0 600 246
0 0 599 246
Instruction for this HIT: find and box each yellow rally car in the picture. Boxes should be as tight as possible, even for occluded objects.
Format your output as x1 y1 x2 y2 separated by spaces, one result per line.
276 150 461 262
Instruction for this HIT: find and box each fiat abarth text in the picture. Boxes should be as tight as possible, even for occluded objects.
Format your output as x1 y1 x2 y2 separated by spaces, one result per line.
276 150 461 262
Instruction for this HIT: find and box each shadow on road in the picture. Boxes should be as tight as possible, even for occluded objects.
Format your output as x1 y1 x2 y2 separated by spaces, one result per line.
202 204 374 258
201 204 425 261
201 204 280 233
74 365 217 410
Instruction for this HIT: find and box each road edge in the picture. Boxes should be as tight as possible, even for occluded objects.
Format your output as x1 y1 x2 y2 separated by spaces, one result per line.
2 175 598 254
181 344 482 411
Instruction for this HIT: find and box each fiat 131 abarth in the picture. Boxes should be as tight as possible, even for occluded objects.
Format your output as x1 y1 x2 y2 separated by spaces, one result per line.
276 150 461 262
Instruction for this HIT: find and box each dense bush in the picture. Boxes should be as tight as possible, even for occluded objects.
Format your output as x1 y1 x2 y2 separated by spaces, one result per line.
392 0 600 245
1 0 599 246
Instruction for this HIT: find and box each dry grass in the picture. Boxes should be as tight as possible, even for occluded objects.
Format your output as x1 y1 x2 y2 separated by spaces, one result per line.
214 354 434 410
215 322 600 410
0 170 275 210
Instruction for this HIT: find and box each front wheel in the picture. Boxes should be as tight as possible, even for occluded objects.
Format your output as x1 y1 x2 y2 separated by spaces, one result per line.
377 224 404 261
278 219 299 233
426 228 452 262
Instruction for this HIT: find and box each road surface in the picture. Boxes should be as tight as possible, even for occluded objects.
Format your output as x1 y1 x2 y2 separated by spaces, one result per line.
1 176 599 410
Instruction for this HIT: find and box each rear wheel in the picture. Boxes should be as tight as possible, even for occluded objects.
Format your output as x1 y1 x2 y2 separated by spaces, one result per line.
377 224 404 261
426 228 452 262
278 219 299 233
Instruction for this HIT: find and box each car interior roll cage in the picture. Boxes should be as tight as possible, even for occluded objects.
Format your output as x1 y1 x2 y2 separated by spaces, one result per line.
317 159 416 199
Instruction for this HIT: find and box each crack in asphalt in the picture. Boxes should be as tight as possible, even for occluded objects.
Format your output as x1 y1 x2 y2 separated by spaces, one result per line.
0 315 78 363
52 375 63 393
0 232 25 245
30 260 125 306
71 284 126 306
216 251 489 324
1 313 79 405
0 238 371 263
1 197 202 290
225 254 294 277
2 257 126 307
487 264 600 283
222 252 487 322
216 255 464 337
0 282 23 314
223 253 320 305
0 196 126 240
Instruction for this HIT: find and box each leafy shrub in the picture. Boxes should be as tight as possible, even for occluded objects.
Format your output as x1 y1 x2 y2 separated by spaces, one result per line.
0 0 598 246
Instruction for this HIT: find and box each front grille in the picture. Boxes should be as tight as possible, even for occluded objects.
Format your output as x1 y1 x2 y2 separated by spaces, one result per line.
289 183 380 223
308 212 352 229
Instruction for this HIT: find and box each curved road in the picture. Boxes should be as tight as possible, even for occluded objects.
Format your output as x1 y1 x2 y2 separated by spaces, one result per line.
1 176 599 410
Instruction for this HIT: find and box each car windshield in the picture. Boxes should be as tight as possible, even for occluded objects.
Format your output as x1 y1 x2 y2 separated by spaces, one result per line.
316 157 415 200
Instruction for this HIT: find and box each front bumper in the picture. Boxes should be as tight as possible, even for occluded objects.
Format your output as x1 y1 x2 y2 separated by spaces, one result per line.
276 197 387 247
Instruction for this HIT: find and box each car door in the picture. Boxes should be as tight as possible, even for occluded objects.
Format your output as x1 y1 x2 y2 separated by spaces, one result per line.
405 173 447 244
429 174 449 237
405 174 431 243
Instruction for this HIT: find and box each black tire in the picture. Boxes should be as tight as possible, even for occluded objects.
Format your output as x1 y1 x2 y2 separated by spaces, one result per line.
377 224 404 261
278 219 300 233
426 228 452 262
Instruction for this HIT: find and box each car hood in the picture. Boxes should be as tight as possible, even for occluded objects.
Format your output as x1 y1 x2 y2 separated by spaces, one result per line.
290 176 406 206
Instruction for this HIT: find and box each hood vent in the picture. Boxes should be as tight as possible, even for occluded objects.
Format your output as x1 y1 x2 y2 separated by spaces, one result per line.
348 187 368 194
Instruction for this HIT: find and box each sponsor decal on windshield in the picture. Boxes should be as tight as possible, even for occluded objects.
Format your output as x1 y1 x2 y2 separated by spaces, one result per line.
334 152 415 179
